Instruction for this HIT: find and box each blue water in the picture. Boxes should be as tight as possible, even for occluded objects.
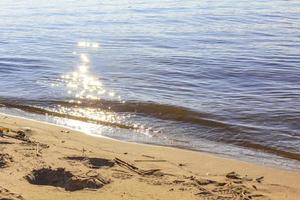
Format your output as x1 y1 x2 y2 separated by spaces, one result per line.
0 0 300 168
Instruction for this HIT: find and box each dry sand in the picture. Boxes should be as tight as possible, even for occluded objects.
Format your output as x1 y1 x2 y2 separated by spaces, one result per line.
0 113 299 200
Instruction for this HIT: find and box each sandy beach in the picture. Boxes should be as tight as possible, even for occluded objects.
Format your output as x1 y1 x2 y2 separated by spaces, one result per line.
0 113 299 200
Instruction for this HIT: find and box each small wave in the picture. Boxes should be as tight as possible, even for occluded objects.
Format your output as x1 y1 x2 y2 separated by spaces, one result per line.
1 97 300 162
0 100 135 130
0 97 238 130
240 142 300 161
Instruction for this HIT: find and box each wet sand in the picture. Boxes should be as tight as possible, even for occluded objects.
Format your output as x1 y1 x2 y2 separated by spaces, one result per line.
0 114 300 200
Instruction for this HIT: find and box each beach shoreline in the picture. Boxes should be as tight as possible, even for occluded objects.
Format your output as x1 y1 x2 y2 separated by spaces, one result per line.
1 113 300 200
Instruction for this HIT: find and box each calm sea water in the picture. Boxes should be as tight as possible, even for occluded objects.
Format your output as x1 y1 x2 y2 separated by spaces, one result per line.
0 0 300 169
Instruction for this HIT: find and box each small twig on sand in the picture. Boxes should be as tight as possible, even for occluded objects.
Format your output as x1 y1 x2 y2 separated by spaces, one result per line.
141 155 155 159
114 157 163 176
36 143 40 156
82 147 87 157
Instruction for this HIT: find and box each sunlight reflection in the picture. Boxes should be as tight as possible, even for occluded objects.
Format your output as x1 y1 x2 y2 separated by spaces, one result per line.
80 54 90 63
55 42 127 129
61 53 105 100
51 41 154 139
78 41 100 48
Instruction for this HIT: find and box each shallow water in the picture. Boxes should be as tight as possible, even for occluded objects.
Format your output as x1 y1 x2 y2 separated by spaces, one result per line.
0 0 300 168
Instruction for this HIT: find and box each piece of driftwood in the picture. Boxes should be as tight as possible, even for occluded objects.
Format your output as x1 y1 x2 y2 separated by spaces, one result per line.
1 131 30 143
114 157 162 176
226 172 241 180
256 176 264 183
114 158 139 171
141 155 155 159
1 130 49 155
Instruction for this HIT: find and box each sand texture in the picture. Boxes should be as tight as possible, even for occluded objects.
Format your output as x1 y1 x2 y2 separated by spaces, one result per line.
0 114 300 200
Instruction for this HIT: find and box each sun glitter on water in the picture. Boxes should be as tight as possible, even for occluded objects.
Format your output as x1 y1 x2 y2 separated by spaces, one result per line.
61 53 106 101
52 41 123 103
77 41 100 48
51 41 152 137
51 42 123 128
